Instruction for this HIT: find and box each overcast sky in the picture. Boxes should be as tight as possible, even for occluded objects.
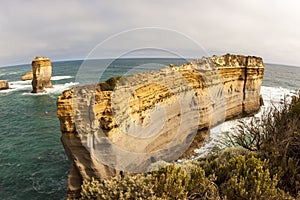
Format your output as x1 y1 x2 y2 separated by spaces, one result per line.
0 0 299 67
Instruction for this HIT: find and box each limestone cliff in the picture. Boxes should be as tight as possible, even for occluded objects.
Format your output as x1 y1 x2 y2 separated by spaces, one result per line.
57 54 264 198
31 56 52 93
0 80 9 90
22 71 33 81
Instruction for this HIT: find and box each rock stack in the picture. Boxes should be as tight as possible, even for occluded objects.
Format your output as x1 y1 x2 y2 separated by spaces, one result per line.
31 56 52 93
21 71 33 81
0 80 9 90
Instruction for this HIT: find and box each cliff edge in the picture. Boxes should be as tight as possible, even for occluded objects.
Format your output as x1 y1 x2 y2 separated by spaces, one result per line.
57 54 264 198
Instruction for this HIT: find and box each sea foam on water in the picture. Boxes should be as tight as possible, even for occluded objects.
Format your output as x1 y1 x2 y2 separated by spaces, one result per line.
0 76 78 95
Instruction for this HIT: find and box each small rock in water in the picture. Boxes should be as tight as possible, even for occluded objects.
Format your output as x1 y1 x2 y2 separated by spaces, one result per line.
0 80 9 90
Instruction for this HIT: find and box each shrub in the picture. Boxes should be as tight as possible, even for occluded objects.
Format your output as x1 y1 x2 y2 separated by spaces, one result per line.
219 155 280 200
225 91 300 196
80 163 221 200
151 163 220 200
80 175 159 200
99 76 123 91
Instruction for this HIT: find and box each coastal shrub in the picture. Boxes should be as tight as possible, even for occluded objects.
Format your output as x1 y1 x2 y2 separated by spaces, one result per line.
198 151 294 199
225 92 300 196
197 147 251 183
99 76 123 91
80 175 159 200
80 163 221 200
80 154 295 199
219 155 280 199
151 163 220 199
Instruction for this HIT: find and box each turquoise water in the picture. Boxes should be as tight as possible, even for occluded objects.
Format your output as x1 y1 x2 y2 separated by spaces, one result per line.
0 59 299 200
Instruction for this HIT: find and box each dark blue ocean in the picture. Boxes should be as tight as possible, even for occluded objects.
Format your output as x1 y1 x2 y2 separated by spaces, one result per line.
0 59 299 199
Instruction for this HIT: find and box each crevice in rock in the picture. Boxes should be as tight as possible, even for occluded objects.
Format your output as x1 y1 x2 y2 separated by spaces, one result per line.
242 57 248 114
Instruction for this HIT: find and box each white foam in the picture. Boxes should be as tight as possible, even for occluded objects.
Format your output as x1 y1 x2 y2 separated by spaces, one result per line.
51 76 73 81
45 82 78 94
21 82 78 96
0 80 32 93
0 78 77 94
260 86 295 107
194 86 297 158
0 71 22 76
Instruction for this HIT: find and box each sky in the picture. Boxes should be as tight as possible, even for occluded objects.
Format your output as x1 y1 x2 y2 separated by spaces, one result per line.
0 0 300 67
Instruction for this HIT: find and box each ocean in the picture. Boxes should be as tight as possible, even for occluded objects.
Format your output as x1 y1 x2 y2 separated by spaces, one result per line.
0 59 299 200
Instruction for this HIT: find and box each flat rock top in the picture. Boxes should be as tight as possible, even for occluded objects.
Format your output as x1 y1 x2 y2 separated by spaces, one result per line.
33 56 50 61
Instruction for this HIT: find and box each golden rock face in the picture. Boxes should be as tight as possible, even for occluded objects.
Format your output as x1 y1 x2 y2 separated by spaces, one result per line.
0 80 9 90
31 56 53 93
57 54 264 198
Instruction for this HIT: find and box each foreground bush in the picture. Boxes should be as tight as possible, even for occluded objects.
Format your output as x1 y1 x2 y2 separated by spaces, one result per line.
219 155 279 199
80 154 295 200
197 149 293 199
226 92 300 196
81 174 159 200
151 163 220 199
80 163 220 200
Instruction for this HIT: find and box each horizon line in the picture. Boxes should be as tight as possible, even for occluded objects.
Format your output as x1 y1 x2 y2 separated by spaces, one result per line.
1 57 300 69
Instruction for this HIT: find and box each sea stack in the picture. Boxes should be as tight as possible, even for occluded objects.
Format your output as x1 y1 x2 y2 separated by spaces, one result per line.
0 80 9 90
22 71 33 81
31 56 53 93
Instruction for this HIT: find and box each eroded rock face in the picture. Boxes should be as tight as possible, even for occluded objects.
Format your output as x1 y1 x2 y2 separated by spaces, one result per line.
0 80 9 90
22 71 33 81
31 56 52 93
57 54 264 198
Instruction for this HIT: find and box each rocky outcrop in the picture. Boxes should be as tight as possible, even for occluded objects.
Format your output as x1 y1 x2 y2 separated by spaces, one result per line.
57 54 264 198
0 80 9 90
21 71 33 81
31 56 52 93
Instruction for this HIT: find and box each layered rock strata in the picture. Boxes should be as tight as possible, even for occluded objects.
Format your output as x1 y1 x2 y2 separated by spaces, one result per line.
31 56 52 93
0 80 9 90
22 71 33 81
57 54 264 198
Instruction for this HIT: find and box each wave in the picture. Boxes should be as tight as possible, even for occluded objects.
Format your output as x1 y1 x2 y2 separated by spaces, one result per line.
194 86 297 159
51 76 73 81
0 70 23 76
21 82 78 96
0 80 32 93
0 79 78 95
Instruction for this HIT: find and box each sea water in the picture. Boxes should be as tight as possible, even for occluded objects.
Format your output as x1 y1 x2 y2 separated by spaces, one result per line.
0 59 299 199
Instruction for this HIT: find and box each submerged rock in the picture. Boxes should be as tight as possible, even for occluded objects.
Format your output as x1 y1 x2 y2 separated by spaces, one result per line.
0 80 9 90
21 71 33 81
57 54 265 198
31 56 53 93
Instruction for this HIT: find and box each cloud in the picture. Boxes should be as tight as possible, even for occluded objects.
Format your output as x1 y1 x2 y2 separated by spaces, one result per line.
0 0 299 67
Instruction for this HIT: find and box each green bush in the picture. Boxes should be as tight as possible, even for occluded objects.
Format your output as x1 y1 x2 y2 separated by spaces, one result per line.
80 163 220 200
99 76 123 91
225 91 300 196
219 155 279 199
80 175 159 200
151 163 220 200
